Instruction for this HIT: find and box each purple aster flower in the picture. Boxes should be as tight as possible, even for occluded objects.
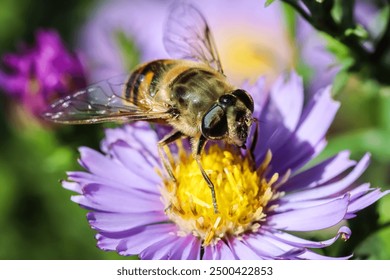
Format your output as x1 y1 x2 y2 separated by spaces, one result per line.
62 73 389 259
0 29 86 117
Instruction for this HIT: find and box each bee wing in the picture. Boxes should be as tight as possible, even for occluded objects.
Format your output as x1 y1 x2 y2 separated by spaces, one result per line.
42 75 172 124
163 3 224 74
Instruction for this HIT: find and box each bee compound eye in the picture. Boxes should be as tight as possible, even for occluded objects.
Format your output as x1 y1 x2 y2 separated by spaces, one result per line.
218 94 236 108
231 89 254 112
201 104 228 140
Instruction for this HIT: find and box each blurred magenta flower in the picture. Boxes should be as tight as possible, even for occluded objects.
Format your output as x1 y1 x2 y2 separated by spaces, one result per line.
63 74 389 259
0 29 86 118
78 0 296 86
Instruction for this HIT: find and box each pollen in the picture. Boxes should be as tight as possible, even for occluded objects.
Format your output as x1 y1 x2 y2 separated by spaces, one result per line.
159 141 277 246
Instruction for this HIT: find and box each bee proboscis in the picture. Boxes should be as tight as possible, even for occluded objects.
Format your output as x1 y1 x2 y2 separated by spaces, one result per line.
43 3 257 214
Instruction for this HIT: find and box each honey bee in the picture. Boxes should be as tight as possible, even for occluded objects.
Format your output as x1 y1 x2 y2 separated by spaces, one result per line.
43 4 257 213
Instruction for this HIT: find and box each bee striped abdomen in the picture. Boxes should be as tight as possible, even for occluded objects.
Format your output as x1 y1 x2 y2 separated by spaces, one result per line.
124 59 174 106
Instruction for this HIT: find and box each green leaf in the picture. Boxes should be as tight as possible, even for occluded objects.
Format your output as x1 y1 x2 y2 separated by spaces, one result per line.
315 128 390 163
345 24 369 39
282 2 297 37
377 87 390 131
0 159 16 223
43 147 74 172
355 226 390 259
332 70 349 96
331 57 354 96
295 59 314 87
378 194 390 224
264 0 276 7
331 0 342 23
323 33 350 61
115 30 141 71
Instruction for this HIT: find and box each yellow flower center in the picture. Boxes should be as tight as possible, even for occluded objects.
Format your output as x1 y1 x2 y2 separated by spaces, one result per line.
216 26 295 85
159 142 278 246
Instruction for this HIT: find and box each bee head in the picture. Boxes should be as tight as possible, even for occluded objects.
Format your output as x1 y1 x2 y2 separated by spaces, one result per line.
201 89 254 148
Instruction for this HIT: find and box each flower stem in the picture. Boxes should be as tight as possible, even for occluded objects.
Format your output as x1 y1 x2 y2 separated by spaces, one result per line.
280 0 390 85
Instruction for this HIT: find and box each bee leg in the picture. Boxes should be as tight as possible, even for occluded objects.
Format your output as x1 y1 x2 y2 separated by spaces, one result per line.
158 130 184 182
193 136 219 214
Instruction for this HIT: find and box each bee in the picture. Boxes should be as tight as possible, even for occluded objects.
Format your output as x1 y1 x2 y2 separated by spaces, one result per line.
43 3 257 214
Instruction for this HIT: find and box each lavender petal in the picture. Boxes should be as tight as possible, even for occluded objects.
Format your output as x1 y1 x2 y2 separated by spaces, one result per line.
78 147 159 194
164 236 201 260
283 154 370 202
264 226 351 248
299 251 352 260
202 241 237 260
280 151 355 192
71 183 163 213
139 235 186 260
113 223 176 256
270 86 339 173
87 211 167 232
109 140 161 184
254 73 304 162
348 188 390 214
268 194 349 231
244 233 290 258
227 237 265 260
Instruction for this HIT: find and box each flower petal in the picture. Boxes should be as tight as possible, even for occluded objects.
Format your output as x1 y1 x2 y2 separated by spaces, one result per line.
67 170 159 195
296 86 339 146
226 238 265 260
348 188 390 215
140 234 198 260
78 147 159 194
71 183 162 213
271 138 325 175
299 250 352 260
244 234 290 258
139 234 190 260
283 154 370 202
254 73 304 163
267 72 304 133
87 211 167 232
102 123 159 162
264 226 351 248
245 230 317 259
276 196 345 212
177 237 201 260
96 233 121 251
109 223 176 256
166 236 201 260
202 241 236 260
280 151 355 192
268 194 349 231
109 140 161 184
269 86 339 173
62 180 81 193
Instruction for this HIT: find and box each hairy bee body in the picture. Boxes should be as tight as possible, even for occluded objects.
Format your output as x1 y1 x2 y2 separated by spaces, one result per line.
124 59 234 137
